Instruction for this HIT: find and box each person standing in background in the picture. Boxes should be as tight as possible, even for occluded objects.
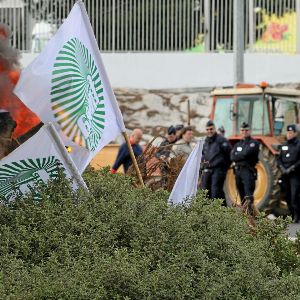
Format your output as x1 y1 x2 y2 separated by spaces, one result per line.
172 126 194 160
111 128 143 173
277 124 300 222
155 125 177 185
175 124 184 141
155 125 177 160
231 122 260 215
200 120 231 201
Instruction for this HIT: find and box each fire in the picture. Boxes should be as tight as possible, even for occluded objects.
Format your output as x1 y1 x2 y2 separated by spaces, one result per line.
0 26 8 39
0 68 41 138
0 24 41 139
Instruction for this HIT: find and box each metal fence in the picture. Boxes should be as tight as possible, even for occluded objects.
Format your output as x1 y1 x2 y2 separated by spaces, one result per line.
0 0 298 53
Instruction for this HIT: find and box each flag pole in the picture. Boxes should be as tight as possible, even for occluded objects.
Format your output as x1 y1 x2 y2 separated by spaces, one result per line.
47 123 88 191
78 0 126 132
78 1 143 187
122 132 144 187
187 99 191 126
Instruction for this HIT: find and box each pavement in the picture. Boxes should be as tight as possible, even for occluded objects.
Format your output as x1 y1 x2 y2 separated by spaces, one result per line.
267 214 300 240
287 223 300 240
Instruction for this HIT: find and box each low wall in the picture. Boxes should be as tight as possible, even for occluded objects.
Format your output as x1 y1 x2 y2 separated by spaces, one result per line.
114 88 211 143
21 52 300 89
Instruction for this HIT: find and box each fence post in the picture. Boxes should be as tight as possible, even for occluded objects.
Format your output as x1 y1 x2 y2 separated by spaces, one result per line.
248 0 254 51
233 0 244 85
112 0 115 52
297 0 300 53
204 0 210 52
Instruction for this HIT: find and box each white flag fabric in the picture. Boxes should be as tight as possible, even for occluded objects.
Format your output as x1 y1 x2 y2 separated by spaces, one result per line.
168 140 204 204
14 1 125 173
0 124 84 203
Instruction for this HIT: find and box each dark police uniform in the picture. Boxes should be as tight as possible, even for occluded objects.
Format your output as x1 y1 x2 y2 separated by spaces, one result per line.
231 128 260 212
277 125 300 221
200 132 231 199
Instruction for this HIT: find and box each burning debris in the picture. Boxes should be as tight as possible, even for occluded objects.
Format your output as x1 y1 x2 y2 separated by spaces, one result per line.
0 109 18 158
0 24 41 158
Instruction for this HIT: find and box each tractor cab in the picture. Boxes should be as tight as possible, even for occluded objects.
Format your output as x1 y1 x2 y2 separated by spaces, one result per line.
211 84 300 140
266 87 300 136
210 84 300 213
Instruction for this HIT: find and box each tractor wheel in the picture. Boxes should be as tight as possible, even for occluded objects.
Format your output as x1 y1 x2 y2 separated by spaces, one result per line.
224 145 283 213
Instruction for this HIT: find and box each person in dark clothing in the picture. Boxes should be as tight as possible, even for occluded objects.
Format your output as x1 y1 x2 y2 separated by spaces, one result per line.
155 126 177 185
175 124 184 141
231 122 260 215
111 128 143 173
155 126 177 160
277 124 300 222
200 120 232 200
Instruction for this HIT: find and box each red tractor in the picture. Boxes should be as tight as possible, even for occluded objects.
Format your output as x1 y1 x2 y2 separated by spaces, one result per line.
210 84 300 213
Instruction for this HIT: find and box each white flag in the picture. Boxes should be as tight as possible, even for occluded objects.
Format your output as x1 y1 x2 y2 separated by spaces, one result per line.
0 124 85 203
14 1 125 173
168 140 204 204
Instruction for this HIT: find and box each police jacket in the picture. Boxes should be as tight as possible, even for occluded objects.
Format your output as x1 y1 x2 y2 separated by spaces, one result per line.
112 142 142 173
277 137 300 170
231 136 260 168
202 133 231 169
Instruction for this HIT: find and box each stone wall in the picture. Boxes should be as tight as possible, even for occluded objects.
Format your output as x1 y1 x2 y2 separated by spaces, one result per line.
114 88 212 142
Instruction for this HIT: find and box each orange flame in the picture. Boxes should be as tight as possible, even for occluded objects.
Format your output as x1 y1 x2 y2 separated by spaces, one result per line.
0 23 41 140
0 69 41 138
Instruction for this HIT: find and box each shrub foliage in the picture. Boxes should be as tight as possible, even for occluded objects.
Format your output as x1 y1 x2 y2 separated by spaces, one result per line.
0 169 300 299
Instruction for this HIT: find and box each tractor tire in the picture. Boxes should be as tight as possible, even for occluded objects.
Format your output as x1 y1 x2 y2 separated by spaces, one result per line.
224 145 284 213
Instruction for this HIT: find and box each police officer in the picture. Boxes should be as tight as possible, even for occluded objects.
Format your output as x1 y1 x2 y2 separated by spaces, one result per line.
231 122 260 214
277 124 300 222
200 120 231 200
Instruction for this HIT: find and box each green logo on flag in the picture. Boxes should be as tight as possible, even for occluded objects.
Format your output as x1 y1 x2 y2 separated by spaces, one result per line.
51 37 105 151
0 156 64 202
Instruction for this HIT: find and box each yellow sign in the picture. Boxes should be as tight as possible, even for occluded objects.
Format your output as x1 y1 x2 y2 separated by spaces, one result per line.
254 11 296 53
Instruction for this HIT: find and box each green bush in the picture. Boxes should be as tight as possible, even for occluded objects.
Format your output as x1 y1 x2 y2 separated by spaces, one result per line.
0 169 300 299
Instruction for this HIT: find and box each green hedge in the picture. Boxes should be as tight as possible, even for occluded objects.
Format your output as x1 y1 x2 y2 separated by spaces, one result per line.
0 169 300 299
